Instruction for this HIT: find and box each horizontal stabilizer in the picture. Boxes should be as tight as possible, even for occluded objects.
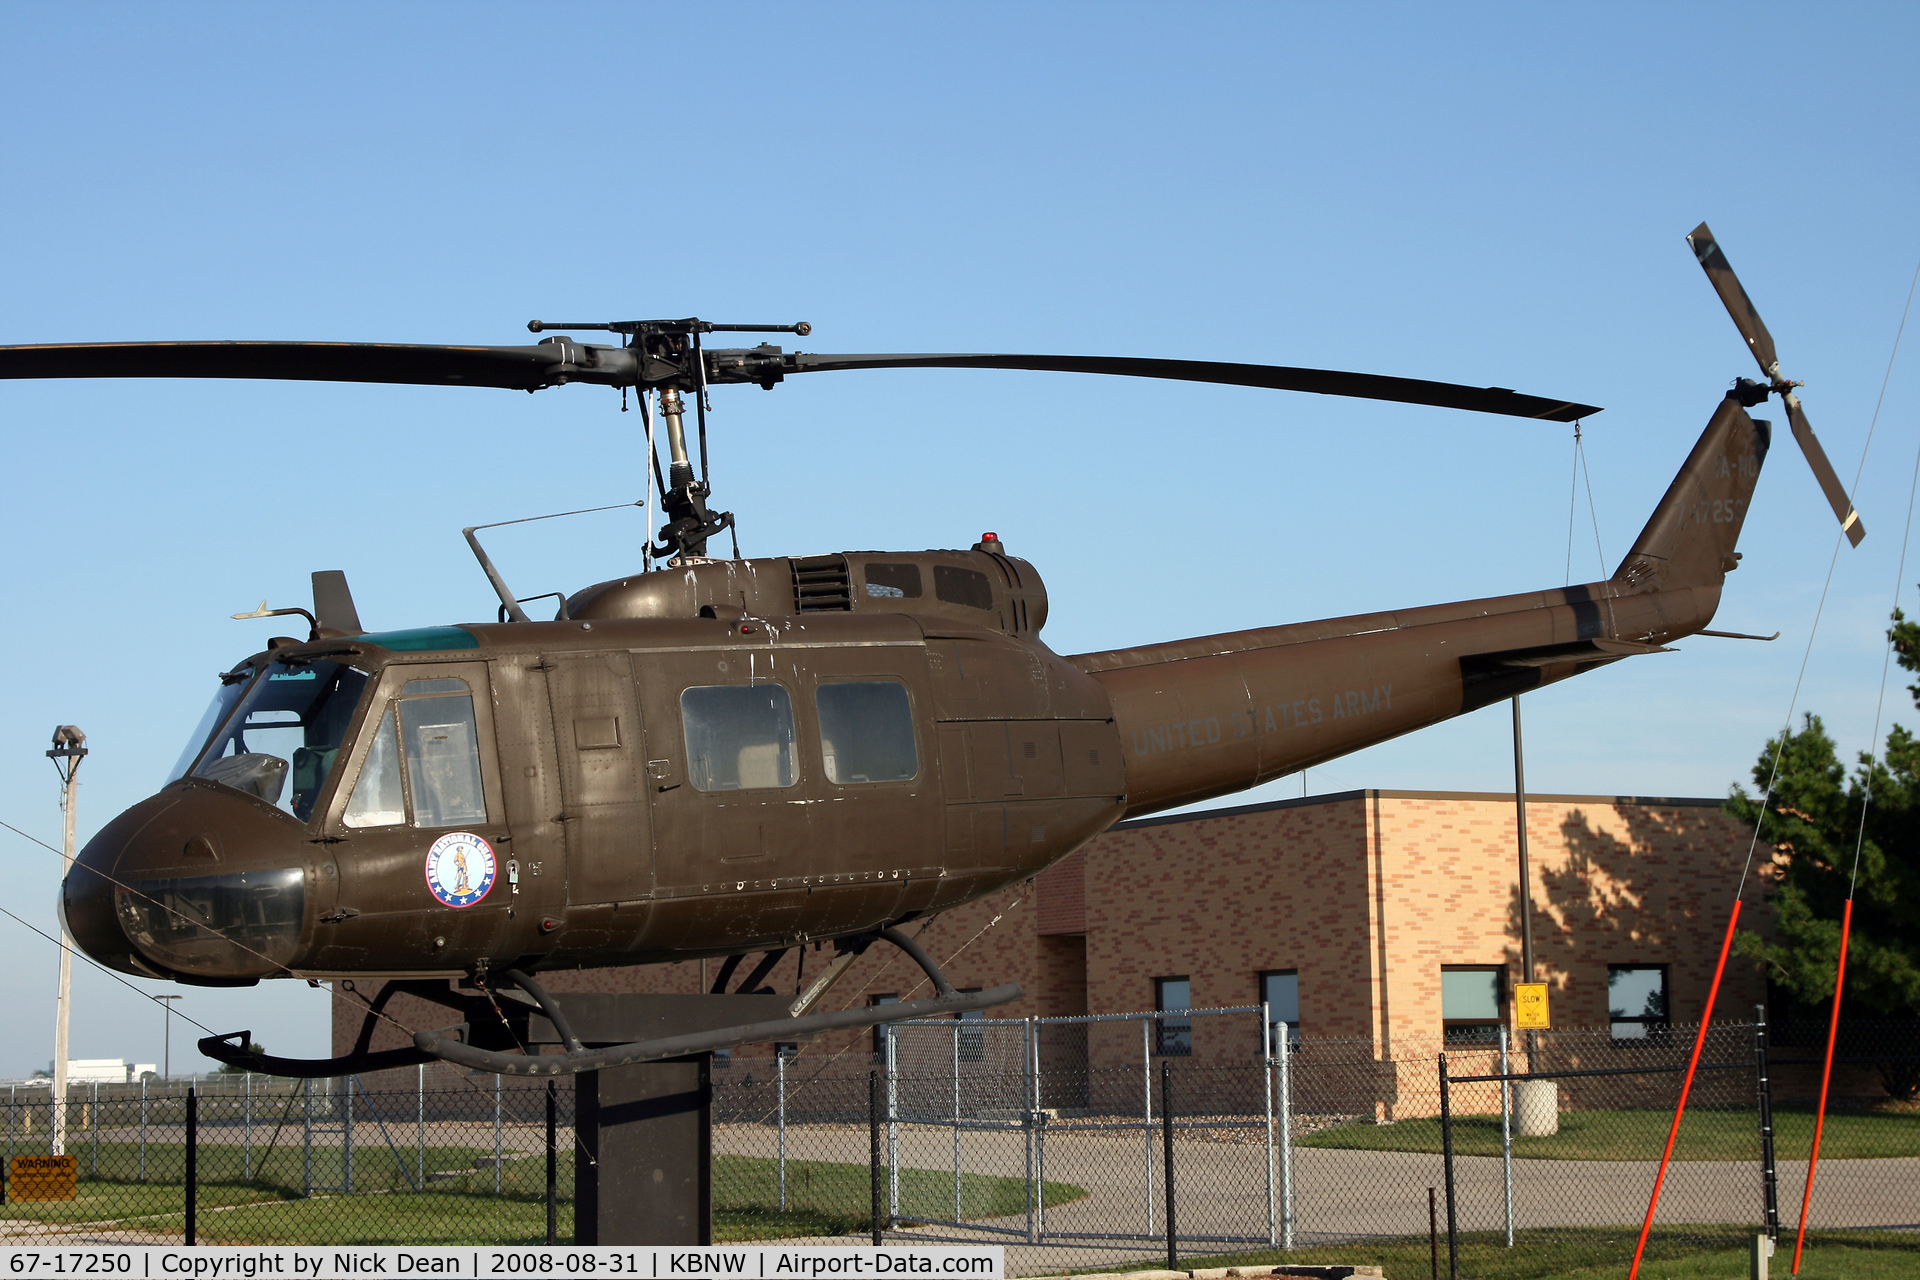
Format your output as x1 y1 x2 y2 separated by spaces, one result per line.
1466 637 1674 672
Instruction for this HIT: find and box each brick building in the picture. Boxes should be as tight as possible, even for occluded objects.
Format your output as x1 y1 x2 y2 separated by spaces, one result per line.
334 788 1765 1068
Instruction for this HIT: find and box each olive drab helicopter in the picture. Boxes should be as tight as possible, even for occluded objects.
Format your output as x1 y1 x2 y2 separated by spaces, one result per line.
6 223 1863 1080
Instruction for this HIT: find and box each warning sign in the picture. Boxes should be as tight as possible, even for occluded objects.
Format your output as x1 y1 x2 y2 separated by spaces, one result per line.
8 1154 77 1201
1514 981 1551 1030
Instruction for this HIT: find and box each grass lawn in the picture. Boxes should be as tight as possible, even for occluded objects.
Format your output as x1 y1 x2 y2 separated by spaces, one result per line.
0 1148 1084 1245
1093 1228 1919 1279
1299 1105 1920 1161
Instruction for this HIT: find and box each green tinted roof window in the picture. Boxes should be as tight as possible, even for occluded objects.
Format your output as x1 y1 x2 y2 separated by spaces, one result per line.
349 627 480 652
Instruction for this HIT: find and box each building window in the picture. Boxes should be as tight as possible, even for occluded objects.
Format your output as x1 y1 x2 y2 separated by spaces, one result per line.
1609 965 1670 1040
1441 966 1504 1044
956 992 986 1063
1259 970 1302 1050
1155 976 1192 1056
870 993 899 1059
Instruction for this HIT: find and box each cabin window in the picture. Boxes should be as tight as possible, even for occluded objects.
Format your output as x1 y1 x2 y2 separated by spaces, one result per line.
342 678 488 829
400 692 487 826
933 565 993 610
1442 966 1504 1044
189 660 372 823
864 563 922 599
816 680 918 783
681 684 797 790
343 710 404 827
1609 965 1670 1040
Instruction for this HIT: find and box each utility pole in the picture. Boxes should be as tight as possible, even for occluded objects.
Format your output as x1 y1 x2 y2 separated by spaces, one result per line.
1512 698 1538 1071
158 995 181 1079
47 725 87 1158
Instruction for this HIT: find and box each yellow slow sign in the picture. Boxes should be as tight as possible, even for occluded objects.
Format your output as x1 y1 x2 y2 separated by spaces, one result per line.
1513 981 1550 1030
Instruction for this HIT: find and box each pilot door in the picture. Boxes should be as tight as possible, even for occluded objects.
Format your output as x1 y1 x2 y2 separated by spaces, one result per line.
542 651 654 906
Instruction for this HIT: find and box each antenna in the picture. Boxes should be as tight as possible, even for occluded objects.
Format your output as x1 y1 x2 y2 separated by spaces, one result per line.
463 501 644 624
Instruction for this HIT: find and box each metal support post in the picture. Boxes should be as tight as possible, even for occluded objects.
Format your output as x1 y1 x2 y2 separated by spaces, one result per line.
140 1077 148 1182
1439 1055 1458 1280
416 1063 425 1189
1031 1019 1047 1240
546 1079 558 1246
1264 1002 1276 1247
1024 1018 1036 1244
302 1078 313 1196
1277 1020 1295 1249
1754 1006 1779 1243
1142 1016 1155 1236
90 1082 98 1177
777 1051 789 1213
243 1074 252 1181
949 1024 961 1223
886 1028 899 1224
345 1076 356 1194
868 1070 884 1246
1161 1062 1177 1272
494 1073 503 1195
1499 1024 1514 1247
184 1087 198 1246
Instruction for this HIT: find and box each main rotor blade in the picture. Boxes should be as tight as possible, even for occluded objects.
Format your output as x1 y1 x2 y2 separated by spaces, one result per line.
1687 222 1781 377
1783 392 1866 546
0 341 568 390
786 352 1601 422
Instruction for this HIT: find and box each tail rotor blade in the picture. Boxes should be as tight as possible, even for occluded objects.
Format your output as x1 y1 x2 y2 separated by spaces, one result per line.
1784 392 1866 546
1687 222 1781 378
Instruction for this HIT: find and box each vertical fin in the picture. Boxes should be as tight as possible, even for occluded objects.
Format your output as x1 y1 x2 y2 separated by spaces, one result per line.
311 570 364 635
1613 396 1770 593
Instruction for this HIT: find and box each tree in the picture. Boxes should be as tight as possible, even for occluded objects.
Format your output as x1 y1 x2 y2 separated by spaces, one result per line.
214 1041 265 1074
1728 612 1920 1099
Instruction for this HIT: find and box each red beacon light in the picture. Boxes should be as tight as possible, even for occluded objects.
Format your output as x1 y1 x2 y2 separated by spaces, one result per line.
973 531 1004 553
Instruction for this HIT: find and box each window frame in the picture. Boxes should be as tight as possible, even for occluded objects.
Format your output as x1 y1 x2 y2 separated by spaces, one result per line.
1440 964 1506 1045
324 662 501 834
1607 963 1673 1041
1258 969 1302 1051
814 677 920 786
679 681 800 792
1154 976 1192 1057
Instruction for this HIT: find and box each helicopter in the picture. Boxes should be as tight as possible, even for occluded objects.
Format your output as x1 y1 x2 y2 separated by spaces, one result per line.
4 223 1863 1079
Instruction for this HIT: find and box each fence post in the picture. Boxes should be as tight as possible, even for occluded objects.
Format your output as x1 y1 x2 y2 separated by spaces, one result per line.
886 1025 899 1225
1142 1016 1155 1237
7 1085 14 1183
493 1073 502 1196
1161 1061 1177 1272
546 1079 558 1246
184 1086 198 1246
416 1064 425 1190
345 1076 356 1195
90 1082 98 1178
1439 1054 1457 1280
868 1069 884 1246
778 1049 789 1214
1263 1003 1276 1247
950 1024 961 1225
1499 1023 1514 1247
1754 1005 1779 1243
243 1074 252 1182
302 1078 312 1196
1032 1018 1047 1241
1278 1020 1295 1249
140 1076 148 1182
1023 1018 1036 1245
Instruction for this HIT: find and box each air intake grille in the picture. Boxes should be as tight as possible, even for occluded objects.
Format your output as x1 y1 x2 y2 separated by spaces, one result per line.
791 554 853 612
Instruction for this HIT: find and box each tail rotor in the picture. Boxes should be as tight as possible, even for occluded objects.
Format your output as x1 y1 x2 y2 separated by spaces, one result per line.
1687 222 1865 546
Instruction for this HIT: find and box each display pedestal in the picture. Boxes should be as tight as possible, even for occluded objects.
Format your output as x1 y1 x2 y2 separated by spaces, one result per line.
528 993 792 1246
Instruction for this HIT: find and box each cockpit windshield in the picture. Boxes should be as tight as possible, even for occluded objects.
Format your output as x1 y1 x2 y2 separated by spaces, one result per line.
178 660 372 822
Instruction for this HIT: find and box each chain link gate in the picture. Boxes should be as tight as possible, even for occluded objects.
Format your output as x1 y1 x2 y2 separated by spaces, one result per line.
884 1003 1287 1251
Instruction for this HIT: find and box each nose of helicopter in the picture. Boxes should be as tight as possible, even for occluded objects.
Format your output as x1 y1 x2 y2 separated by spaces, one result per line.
64 785 313 983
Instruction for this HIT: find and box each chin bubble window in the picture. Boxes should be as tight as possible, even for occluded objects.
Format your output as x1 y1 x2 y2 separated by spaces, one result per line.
343 677 488 828
682 684 797 791
816 680 918 784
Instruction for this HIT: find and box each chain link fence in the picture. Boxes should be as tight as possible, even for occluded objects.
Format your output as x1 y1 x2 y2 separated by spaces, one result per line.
1 1012 1914 1276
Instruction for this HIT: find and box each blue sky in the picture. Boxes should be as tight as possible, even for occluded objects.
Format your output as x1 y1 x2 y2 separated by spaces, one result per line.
0 3 1915 1075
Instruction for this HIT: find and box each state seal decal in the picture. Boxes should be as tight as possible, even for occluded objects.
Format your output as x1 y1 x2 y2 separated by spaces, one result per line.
424 831 495 908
